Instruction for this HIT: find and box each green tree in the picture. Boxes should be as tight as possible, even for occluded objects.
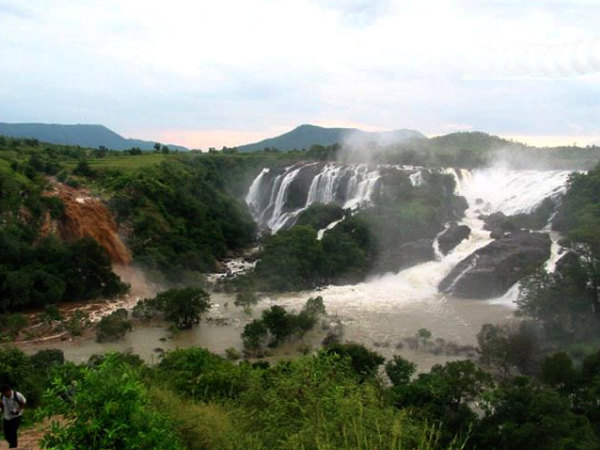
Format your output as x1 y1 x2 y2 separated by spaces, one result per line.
96 308 132 342
241 319 268 353
155 287 211 329
262 305 294 346
385 355 416 386
475 377 598 450
323 342 384 379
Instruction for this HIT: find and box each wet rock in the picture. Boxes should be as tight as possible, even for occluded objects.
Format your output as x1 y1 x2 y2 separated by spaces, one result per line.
283 163 325 210
439 230 551 299
554 251 581 277
451 195 469 219
374 239 435 274
437 223 471 254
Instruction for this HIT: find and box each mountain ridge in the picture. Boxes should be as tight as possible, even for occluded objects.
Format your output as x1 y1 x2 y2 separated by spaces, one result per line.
0 122 188 151
236 124 426 152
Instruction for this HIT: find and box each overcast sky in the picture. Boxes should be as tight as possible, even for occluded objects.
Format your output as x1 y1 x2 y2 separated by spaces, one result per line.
1 0 599 149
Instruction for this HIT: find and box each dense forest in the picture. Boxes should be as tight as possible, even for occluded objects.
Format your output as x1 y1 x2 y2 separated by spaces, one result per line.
1 135 600 449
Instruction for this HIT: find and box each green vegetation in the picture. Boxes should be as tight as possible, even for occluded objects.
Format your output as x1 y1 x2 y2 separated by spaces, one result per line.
133 287 211 329
96 308 133 342
2 341 600 450
242 297 325 354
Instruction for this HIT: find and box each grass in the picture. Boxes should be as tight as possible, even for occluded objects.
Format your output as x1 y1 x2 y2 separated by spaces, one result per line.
62 153 171 171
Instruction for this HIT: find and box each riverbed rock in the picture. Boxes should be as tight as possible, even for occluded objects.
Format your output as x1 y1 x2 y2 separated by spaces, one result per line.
374 239 435 274
437 223 471 254
554 251 581 277
451 195 469 219
438 230 551 299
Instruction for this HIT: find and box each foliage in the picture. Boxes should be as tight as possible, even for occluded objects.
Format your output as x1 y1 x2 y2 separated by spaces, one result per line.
96 308 132 342
39 353 181 450
234 289 258 313
0 346 42 406
295 203 345 230
156 287 211 329
104 159 256 276
323 342 385 379
0 313 29 341
235 353 451 450
254 226 325 290
393 360 493 447
242 298 326 352
474 377 599 450
386 355 417 386
477 322 541 376
156 347 253 402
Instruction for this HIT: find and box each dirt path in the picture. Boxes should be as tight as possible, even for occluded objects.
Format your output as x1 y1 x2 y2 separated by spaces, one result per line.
0 420 49 450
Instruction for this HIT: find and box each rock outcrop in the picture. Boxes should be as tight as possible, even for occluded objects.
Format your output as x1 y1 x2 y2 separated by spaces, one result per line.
437 223 471 255
439 231 551 299
374 239 435 274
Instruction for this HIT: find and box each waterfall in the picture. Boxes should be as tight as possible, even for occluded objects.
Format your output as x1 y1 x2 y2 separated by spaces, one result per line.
380 166 573 301
246 162 384 232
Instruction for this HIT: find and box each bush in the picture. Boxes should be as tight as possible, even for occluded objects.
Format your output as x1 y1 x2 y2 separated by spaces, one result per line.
96 309 132 342
39 353 181 450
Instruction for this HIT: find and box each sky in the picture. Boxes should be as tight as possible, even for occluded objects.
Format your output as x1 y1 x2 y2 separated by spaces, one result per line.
1 0 600 149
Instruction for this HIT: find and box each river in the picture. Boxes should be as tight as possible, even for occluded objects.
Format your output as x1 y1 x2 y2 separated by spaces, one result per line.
19 165 573 372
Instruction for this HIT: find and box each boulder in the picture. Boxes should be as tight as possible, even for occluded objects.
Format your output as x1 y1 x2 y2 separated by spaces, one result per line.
554 251 581 277
374 239 435 274
437 223 471 255
450 195 469 219
439 231 551 299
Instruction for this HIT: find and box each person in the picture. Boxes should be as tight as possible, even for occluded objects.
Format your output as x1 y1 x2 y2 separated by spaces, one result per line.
0 384 26 449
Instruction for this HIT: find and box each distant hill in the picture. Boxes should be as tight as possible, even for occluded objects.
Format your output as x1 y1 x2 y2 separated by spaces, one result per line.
0 123 187 151
236 124 425 152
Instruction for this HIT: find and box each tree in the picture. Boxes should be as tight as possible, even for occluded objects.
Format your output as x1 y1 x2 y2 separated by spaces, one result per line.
385 355 416 386
234 290 258 313
474 377 599 450
541 352 577 392
477 322 541 376
323 342 384 379
155 287 211 329
242 320 268 352
262 305 294 346
96 308 132 342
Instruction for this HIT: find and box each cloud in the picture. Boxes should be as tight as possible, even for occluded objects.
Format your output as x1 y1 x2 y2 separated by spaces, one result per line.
0 0 599 147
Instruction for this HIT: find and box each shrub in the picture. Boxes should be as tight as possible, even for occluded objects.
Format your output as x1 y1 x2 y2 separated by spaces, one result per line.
39 353 181 450
96 309 132 342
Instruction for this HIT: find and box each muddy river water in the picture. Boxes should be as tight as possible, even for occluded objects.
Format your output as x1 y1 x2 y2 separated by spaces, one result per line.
19 167 572 372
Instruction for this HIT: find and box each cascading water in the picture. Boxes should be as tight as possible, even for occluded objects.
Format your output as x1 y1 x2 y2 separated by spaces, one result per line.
246 162 386 232
306 166 573 309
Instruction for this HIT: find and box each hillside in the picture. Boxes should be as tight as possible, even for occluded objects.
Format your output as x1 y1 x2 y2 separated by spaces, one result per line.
0 123 187 151
236 124 425 152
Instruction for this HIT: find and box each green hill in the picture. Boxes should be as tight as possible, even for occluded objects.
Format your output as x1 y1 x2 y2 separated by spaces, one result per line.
236 124 425 152
0 123 187 151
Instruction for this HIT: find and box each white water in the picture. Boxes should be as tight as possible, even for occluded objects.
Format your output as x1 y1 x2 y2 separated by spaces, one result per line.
247 163 385 232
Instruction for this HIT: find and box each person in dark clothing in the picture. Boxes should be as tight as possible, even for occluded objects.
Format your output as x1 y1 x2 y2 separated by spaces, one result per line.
0 383 26 449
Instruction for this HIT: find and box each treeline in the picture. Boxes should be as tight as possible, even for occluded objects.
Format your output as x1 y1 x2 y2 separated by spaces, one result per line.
2 339 600 450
